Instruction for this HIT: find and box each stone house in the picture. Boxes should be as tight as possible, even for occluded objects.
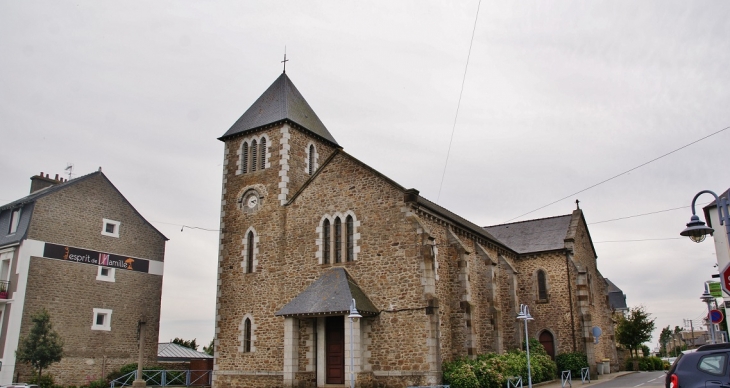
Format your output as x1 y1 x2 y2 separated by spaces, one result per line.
213 72 619 387
0 171 166 385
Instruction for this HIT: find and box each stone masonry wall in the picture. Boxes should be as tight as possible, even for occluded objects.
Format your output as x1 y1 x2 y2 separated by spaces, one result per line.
16 172 165 385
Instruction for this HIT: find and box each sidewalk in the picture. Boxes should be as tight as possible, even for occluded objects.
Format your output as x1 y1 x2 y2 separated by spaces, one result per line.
535 371 637 388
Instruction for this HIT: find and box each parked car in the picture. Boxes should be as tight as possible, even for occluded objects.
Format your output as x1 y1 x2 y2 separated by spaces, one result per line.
666 343 730 388
0 384 39 388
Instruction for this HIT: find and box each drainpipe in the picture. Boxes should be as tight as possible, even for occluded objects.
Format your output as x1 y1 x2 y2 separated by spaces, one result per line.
566 251 577 352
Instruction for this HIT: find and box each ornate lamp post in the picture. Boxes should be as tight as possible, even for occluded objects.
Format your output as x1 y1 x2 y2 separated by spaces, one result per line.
680 190 729 244
348 299 362 388
517 304 534 388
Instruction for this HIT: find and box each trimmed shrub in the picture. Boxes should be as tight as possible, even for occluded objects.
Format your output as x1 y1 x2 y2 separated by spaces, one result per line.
444 344 557 388
555 352 588 379
29 373 55 388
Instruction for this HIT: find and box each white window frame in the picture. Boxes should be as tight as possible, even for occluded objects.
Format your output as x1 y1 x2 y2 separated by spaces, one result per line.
8 209 21 235
92 308 112 331
96 266 116 282
101 219 121 238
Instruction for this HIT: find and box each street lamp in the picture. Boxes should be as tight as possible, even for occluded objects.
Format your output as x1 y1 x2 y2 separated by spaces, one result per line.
700 285 717 345
348 299 362 388
680 190 730 244
517 304 534 388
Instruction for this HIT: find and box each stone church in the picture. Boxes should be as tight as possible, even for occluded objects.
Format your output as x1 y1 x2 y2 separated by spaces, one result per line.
213 71 618 388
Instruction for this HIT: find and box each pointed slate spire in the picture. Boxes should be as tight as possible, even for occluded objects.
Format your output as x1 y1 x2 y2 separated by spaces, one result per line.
219 73 339 146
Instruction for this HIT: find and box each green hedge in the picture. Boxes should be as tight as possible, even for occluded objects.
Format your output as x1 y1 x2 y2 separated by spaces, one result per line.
443 342 557 388
624 357 664 371
555 352 589 379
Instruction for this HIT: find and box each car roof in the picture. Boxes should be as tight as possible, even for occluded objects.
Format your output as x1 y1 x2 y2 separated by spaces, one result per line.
696 343 730 352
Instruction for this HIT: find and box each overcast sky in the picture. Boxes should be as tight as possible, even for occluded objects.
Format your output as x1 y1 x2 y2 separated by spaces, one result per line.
2 1 729 351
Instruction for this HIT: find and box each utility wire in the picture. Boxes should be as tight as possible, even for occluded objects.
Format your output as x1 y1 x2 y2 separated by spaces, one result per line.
436 0 482 204
589 202 711 225
505 125 730 223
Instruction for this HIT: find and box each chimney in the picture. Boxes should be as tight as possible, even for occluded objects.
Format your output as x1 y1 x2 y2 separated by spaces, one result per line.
30 171 63 194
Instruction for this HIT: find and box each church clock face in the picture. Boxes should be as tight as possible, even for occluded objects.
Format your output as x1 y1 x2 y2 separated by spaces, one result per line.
239 190 261 213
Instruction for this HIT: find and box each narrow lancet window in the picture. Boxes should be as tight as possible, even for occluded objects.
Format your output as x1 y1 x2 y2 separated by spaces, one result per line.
308 144 315 175
323 219 331 264
537 270 548 300
260 138 267 170
346 215 354 262
242 142 249 173
250 140 258 172
243 318 252 352
246 231 254 273
334 217 342 263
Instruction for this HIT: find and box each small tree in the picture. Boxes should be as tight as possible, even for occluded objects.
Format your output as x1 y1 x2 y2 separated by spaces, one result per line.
658 326 672 356
616 306 655 358
16 309 64 378
172 337 198 351
203 339 214 356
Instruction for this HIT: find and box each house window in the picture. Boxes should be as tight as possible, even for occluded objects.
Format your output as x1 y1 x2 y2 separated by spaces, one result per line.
537 270 548 301
91 308 112 331
318 213 360 264
101 219 120 238
8 209 21 234
242 228 257 273
243 318 252 352
96 266 115 282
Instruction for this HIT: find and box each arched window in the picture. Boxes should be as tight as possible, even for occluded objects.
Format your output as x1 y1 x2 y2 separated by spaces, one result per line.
537 270 548 301
334 217 342 263
346 215 354 262
318 213 360 265
243 318 252 353
323 219 330 264
241 142 249 173
246 231 255 273
260 137 267 170
250 140 258 172
308 144 315 175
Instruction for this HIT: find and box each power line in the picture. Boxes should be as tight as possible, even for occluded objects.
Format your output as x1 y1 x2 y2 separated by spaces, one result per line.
593 237 683 243
151 220 219 232
436 0 482 204
589 202 711 225
504 125 730 222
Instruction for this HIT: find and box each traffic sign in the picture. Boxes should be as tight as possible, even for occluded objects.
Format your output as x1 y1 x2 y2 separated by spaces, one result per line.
710 309 724 324
710 282 723 298
721 263 730 295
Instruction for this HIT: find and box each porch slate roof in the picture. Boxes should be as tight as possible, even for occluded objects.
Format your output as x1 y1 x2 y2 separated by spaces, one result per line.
275 267 378 317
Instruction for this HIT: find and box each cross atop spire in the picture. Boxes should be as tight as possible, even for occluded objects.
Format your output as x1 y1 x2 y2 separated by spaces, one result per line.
576 199 580 210
282 48 289 73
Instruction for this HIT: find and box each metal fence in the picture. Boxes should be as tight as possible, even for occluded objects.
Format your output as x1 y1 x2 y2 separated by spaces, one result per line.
110 370 212 388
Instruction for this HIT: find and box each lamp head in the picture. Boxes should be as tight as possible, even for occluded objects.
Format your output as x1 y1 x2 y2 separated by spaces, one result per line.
680 215 714 243
348 298 362 319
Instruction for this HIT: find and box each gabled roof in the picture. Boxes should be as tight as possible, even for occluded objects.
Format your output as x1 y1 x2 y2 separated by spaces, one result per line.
219 72 339 146
158 342 212 360
0 171 167 245
484 214 573 254
275 267 378 317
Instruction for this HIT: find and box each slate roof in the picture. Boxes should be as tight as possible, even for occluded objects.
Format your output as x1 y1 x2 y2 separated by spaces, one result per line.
158 342 212 361
483 215 573 254
219 72 339 146
275 267 378 317
605 278 628 311
0 171 167 248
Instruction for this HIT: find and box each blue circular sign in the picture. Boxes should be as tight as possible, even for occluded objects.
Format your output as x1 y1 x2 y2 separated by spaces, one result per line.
710 309 724 324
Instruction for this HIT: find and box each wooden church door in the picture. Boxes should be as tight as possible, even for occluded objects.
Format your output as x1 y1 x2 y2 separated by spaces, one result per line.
539 330 555 359
326 316 345 384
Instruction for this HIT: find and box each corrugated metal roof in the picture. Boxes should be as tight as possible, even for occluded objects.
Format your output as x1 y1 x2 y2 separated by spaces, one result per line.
157 342 212 360
275 267 378 317
484 215 573 254
219 72 338 146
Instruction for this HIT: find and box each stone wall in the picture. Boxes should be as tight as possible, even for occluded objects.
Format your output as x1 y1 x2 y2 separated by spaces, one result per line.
16 172 165 386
